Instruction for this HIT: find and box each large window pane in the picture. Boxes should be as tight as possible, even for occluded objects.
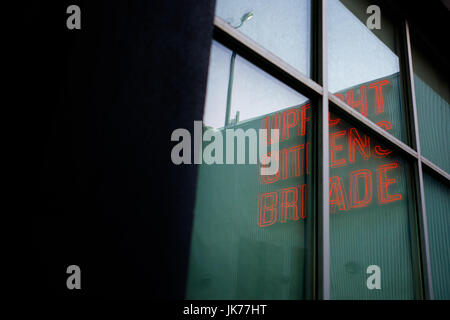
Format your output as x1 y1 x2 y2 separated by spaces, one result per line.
329 112 421 299
328 0 407 143
423 174 450 300
187 41 314 299
203 42 308 129
411 35 450 173
202 42 233 129
215 0 311 77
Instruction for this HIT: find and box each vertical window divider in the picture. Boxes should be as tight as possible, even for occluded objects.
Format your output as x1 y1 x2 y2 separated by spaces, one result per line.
404 19 434 300
318 0 330 300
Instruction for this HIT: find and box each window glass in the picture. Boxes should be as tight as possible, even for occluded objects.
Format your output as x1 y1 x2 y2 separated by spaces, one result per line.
328 0 407 143
187 41 314 299
423 174 450 300
215 0 311 77
329 112 421 299
203 42 308 129
411 35 450 173
202 42 233 129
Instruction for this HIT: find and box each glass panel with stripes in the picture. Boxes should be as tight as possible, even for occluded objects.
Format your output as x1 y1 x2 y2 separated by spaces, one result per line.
423 173 450 300
187 41 314 299
329 111 422 299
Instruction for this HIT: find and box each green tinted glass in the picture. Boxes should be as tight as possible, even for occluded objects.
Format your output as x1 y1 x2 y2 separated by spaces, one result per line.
329 112 421 299
411 35 450 173
423 174 450 300
187 41 314 299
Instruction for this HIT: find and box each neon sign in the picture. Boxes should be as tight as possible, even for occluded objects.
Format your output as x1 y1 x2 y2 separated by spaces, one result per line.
258 77 404 227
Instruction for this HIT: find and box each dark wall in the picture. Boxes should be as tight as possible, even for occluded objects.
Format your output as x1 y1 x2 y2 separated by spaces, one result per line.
386 0 450 70
22 0 215 298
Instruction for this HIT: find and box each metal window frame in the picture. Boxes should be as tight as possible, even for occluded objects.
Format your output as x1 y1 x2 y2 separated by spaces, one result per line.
211 0 449 300
318 0 330 300
404 19 434 300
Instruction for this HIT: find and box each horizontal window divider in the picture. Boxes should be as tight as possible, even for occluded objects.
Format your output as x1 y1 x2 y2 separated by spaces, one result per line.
214 16 323 99
421 156 450 185
329 94 418 160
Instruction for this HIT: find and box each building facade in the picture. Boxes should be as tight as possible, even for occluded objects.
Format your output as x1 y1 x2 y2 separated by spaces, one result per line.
27 0 449 300
186 0 450 300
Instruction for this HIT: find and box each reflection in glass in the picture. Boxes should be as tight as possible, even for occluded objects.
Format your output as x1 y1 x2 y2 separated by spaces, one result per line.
229 55 309 124
215 0 311 77
423 174 450 300
203 41 309 129
411 35 450 173
328 0 406 142
203 42 233 129
329 112 420 299
187 43 313 299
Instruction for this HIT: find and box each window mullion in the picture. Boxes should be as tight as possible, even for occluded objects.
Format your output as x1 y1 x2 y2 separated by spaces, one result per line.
319 0 330 301
404 19 434 300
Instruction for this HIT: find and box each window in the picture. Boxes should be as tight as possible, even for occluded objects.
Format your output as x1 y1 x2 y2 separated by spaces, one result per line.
328 0 408 143
411 33 450 173
187 41 314 299
423 173 450 300
329 112 421 299
215 0 312 77
187 0 450 300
